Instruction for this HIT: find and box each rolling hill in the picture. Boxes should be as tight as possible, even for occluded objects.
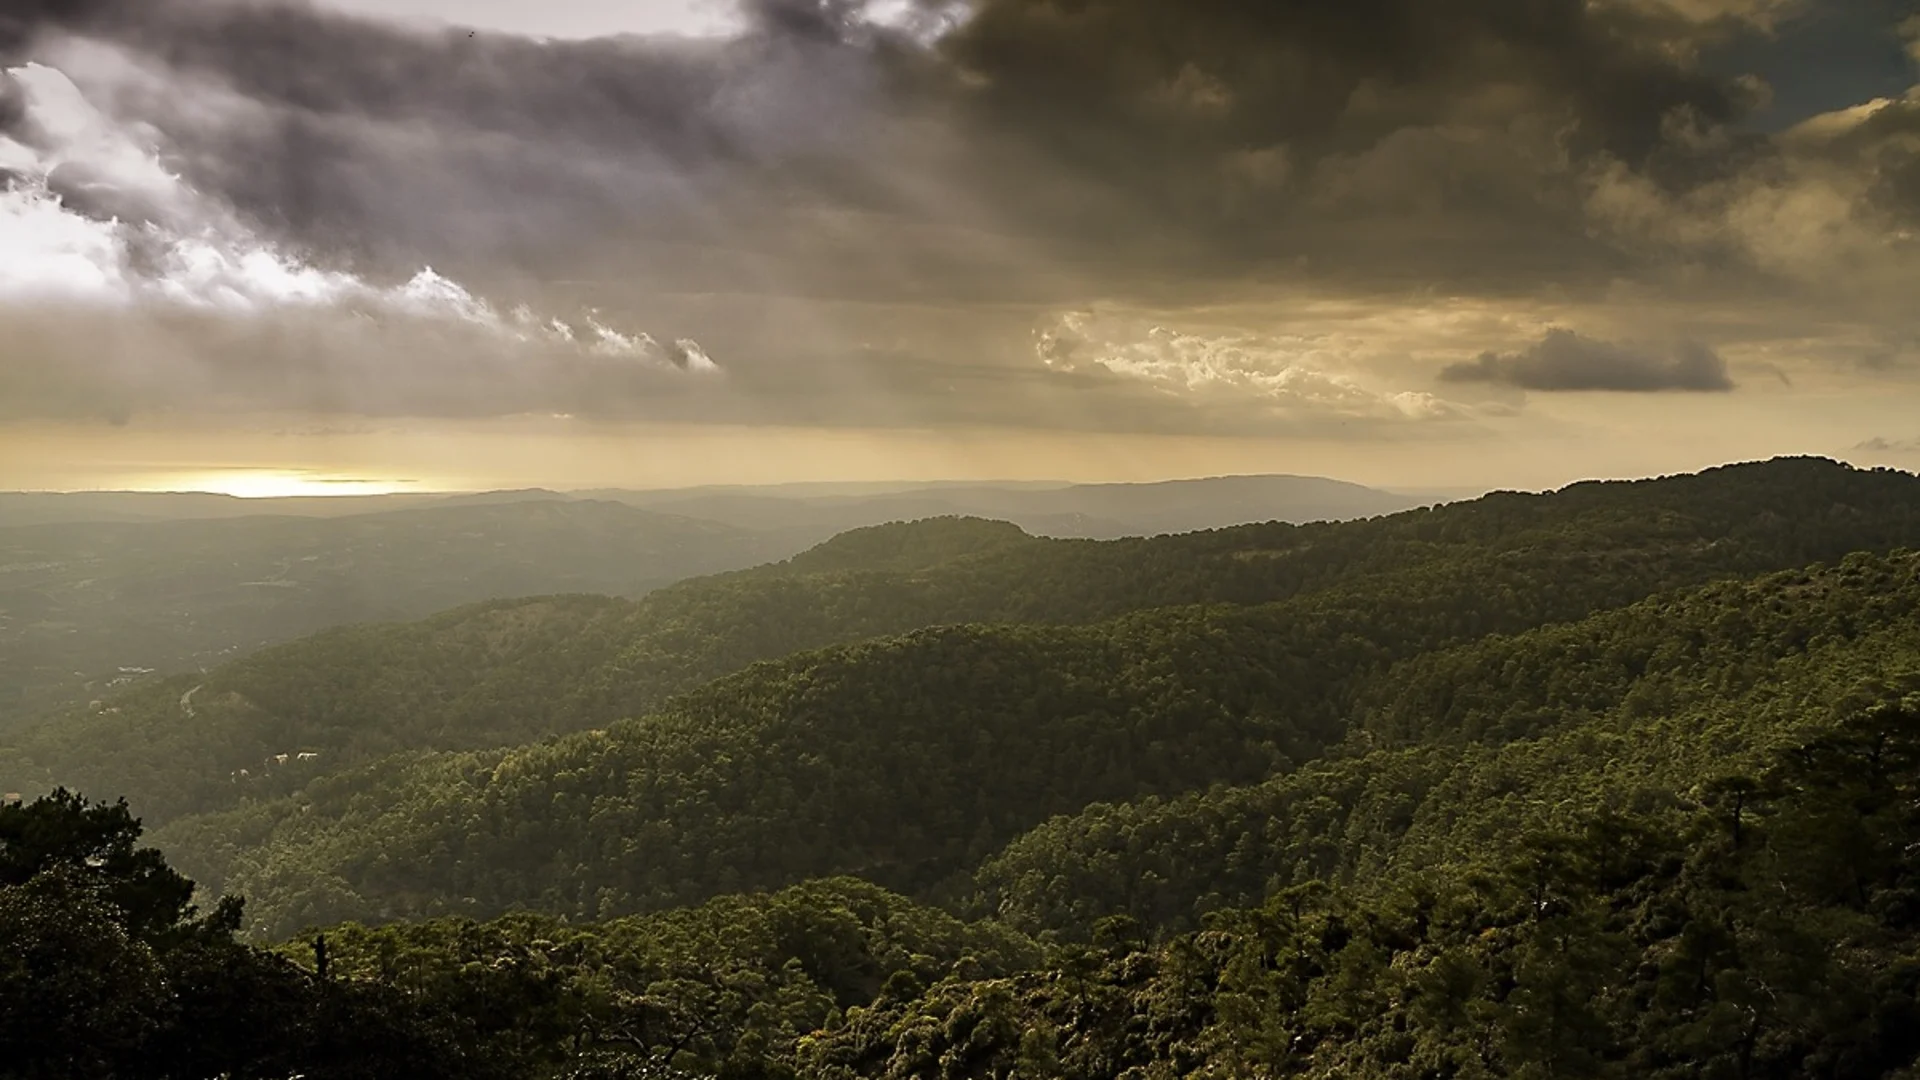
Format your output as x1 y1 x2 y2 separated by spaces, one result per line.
12 457 1920 831
11 458 1920 1080
34 457 1900 938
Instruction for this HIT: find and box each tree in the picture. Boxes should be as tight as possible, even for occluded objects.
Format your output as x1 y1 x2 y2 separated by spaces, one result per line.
0 869 167 1080
0 788 196 943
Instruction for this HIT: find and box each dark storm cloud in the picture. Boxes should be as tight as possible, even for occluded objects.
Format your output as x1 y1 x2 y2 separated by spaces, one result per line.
946 0 1742 169
0 0 117 54
1 0 1775 294
931 0 1768 272
1440 329 1737 392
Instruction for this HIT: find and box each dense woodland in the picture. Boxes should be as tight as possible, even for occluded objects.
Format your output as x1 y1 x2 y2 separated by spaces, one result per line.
7 457 1920 1078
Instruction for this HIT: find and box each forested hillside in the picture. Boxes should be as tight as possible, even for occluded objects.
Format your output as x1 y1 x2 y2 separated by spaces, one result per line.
12 655 1920 1077
802 699 1920 1080
8 457 1920 831
977 550 1920 937
76 459 1908 938
153 546 1920 941
7 459 1920 1078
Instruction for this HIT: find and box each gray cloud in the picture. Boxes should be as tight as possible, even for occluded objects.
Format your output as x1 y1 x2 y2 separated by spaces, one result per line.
1852 436 1920 454
0 0 1783 294
0 303 728 424
0 0 1913 434
940 0 1753 249
1440 329 1737 391
4 1 1904 297
2 0 906 284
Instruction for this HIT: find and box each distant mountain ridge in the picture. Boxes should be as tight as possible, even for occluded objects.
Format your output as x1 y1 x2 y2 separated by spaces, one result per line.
610 473 1425 539
6 455 1908 824
0 473 1422 536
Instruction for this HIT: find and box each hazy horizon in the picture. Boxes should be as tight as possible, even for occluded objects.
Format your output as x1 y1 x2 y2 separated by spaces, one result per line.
2 468 1468 499
4 454 1896 503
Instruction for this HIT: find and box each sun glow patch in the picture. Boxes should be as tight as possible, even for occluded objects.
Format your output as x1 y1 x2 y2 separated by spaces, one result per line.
126 469 428 498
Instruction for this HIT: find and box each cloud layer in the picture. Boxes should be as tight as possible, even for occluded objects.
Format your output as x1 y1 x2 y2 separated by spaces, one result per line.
1440 329 1736 392
0 0 1914 439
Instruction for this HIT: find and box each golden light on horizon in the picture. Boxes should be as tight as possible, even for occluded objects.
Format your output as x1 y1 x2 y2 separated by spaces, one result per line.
127 469 432 499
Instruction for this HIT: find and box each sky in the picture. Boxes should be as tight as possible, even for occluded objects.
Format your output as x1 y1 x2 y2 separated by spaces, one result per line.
1 0 1918 496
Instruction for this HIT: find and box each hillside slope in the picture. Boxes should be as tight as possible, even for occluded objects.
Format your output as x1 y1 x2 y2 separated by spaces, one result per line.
162 548 1920 940
976 550 1920 937
801 696 1920 1080
11 457 1920 829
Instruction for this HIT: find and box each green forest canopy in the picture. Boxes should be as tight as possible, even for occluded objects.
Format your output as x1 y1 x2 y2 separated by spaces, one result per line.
9 457 1920 1078
11 658 1920 1078
10 455 1920 828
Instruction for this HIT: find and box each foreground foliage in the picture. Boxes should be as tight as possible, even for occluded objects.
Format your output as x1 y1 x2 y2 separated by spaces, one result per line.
806 701 1920 1080
0 792 521 1080
13 696 1920 1078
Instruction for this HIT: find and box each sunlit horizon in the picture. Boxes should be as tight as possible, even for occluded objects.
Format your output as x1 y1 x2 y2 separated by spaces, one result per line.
120 470 434 499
